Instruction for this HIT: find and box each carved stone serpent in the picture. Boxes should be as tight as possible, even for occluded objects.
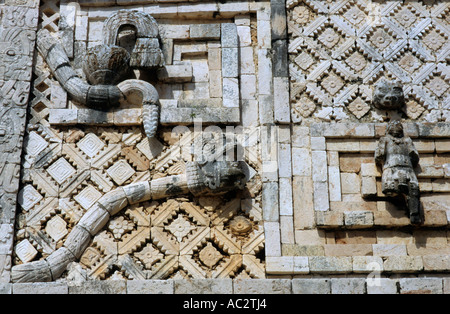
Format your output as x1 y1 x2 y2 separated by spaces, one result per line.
37 26 161 139
12 11 247 282
11 160 247 283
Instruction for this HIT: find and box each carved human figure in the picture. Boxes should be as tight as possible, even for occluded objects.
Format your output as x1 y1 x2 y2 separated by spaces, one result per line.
375 121 421 224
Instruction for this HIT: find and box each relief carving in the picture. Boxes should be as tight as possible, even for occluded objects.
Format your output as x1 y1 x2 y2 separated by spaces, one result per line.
11 152 247 282
36 10 163 138
10 5 265 283
372 79 406 111
375 121 421 224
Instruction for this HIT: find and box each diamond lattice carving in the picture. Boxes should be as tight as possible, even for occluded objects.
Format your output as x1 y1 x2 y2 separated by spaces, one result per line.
47 157 76 184
18 185 43 211
166 214 197 243
45 215 68 242
74 185 103 210
77 133 105 158
199 242 223 268
26 131 49 157
288 0 450 122
107 160 136 186
16 1 265 279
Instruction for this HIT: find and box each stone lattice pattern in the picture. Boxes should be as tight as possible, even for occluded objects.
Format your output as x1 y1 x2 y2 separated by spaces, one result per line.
16 124 265 280
13 1 265 280
288 0 449 123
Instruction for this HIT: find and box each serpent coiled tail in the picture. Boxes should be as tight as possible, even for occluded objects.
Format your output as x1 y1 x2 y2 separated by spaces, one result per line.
142 101 160 140
37 29 160 141
37 29 124 109
118 80 160 140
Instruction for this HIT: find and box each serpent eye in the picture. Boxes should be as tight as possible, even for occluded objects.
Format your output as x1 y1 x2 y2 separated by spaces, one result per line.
6 49 16 56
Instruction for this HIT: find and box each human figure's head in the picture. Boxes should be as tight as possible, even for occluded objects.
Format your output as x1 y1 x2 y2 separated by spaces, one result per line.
387 120 404 138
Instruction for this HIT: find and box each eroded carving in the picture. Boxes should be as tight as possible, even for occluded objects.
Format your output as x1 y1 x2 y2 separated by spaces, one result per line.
36 10 163 137
375 121 421 224
11 154 247 282
83 44 130 86
102 10 164 69
373 79 406 111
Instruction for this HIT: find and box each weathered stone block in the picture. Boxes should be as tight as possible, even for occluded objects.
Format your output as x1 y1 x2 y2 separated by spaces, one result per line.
294 229 326 245
399 278 443 294
174 279 232 294
190 24 221 40
13 282 68 294
292 278 331 294
233 279 291 294
157 63 193 83
0 283 12 294
331 278 366 294
309 256 353 273
222 77 239 108
328 166 341 202
352 256 383 273
221 23 238 48
262 182 279 222
222 48 239 78
78 109 114 125
312 151 328 182
315 211 344 228
361 176 377 198
384 256 424 272
344 211 374 228
265 256 294 274
423 256 450 271
69 280 126 294
367 278 398 294
279 178 293 216
282 244 324 256
113 109 142 125
325 244 373 257
127 280 174 294
273 77 290 123
292 147 311 176
48 109 78 125
264 222 281 257
373 244 407 257
293 176 315 229
314 181 329 211
340 173 361 194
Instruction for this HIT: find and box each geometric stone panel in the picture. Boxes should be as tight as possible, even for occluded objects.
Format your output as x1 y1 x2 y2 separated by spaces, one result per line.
17 185 43 212
26 131 49 157
45 215 68 242
13 1 267 283
77 133 105 158
46 157 76 184
287 0 450 123
74 185 103 210
15 239 38 264
106 160 136 186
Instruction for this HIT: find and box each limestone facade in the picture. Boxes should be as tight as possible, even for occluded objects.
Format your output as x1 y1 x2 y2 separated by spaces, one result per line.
0 0 449 293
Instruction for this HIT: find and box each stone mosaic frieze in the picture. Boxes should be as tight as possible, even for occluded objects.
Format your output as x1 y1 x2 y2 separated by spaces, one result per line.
288 0 449 123
8 0 270 282
1 0 450 291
